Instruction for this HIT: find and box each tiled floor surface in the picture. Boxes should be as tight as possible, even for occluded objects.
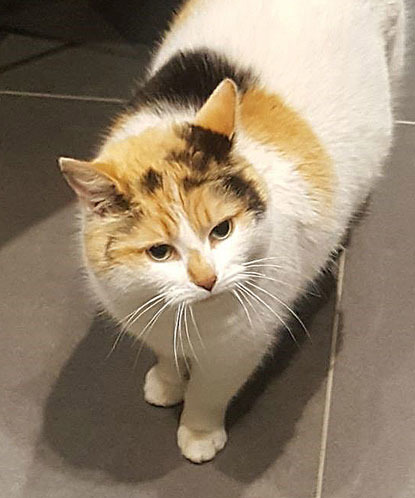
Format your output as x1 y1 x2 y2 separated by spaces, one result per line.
0 3 414 497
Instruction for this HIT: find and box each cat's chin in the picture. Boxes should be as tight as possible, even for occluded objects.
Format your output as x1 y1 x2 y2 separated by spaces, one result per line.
188 288 230 306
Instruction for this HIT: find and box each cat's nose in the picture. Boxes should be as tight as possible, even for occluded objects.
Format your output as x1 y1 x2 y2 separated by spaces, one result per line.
197 275 217 292
187 249 217 292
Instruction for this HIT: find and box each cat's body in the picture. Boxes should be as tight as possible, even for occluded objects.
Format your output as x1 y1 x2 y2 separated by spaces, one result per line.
60 0 405 463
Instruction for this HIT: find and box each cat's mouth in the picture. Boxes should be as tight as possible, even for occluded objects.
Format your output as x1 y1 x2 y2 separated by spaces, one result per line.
187 284 231 305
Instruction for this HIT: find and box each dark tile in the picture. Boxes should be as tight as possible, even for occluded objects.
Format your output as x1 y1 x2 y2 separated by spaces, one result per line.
0 32 62 69
322 125 415 497
0 1 123 43
91 0 182 46
0 204 101 497
0 0 181 46
0 43 149 98
85 40 150 60
0 95 120 246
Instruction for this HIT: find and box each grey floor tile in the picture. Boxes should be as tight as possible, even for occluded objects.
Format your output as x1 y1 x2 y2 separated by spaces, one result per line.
0 95 120 246
0 43 149 98
85 41 151 60
0 32 63 69
0 0 181 46
0 1 123 43
0 205 98 498
321 125 415 498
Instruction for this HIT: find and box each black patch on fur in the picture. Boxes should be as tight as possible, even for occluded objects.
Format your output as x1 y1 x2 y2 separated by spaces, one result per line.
186 125 232 165
166 150 190 164
142 168 162 193
105 236 115 260
112 192 130 211
182 176 205 191
166 126 231 172
166 149 208 172
221 174 266 215
128 49 255 112
92 187 130 216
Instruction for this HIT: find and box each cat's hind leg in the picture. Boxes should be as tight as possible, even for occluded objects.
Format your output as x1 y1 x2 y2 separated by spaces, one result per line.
144 354 187 407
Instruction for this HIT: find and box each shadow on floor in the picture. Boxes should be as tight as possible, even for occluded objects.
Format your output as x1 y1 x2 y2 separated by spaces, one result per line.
40 268 339 484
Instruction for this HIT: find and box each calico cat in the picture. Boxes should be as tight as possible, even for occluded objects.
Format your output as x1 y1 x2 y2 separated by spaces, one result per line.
59 0 405 463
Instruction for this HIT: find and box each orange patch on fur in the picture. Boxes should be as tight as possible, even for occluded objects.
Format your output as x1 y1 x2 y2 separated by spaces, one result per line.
240 88 333 207
99 125 185 186
187 249 216 289
182 183 241 234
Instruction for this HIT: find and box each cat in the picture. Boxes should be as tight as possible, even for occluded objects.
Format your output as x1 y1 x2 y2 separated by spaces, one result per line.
59 0 405 463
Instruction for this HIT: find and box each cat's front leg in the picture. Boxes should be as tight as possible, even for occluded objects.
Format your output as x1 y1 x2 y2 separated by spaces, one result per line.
177 345 265 463
144 354 187 407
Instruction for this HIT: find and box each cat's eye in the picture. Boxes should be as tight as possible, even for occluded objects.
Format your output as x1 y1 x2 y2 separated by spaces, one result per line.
147 244 173 261
210 219 232 241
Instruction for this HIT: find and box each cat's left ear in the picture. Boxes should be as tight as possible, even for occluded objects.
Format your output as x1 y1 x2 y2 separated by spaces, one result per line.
194 78 238 139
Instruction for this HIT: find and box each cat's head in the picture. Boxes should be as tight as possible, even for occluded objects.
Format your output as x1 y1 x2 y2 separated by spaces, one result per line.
59 80 268 305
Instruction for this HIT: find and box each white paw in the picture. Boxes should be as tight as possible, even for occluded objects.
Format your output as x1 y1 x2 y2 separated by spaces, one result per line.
144 365 185 407
177 425 227 463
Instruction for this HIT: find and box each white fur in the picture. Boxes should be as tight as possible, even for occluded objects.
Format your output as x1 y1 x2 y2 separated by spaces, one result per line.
86 0 405 463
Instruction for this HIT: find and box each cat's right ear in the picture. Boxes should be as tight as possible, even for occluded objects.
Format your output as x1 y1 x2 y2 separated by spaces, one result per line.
58 157 125 214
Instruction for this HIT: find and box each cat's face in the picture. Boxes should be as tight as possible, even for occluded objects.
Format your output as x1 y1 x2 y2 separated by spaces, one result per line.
60 80 267 306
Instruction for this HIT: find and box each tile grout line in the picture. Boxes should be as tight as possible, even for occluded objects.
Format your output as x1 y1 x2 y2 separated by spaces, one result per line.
0 41 79 75
395 120 415 125
0 89 125 104
314 249 347 498
0 88 414 125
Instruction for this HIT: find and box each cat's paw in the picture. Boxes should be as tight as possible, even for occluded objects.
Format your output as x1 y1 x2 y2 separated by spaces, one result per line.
177 425 227 463
144 365 185 407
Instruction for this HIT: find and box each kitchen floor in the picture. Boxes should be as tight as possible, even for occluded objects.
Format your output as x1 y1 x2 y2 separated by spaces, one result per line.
1 3 414 497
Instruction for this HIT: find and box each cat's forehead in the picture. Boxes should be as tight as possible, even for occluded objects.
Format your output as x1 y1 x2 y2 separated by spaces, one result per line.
99 123 265 240
101 122 232 184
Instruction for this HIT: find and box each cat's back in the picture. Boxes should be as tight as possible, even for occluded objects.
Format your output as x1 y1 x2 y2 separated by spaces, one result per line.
152 0 400 206
154 0 394 147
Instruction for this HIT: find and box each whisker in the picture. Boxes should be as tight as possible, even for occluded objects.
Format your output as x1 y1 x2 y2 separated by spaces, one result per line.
246 281 311 342
189 305 205 350
244 263 309 282
119 296 166 346
173 305 181 376
232 289 253 329
178 304 191 374
136 300 173 342
183 305 200 368
133 298 173 369
237 285 262 320
243 256 283 265
237 283 299 346
244 262 294 272
107 293 165 359
242 271 313 295
120 293 166 326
